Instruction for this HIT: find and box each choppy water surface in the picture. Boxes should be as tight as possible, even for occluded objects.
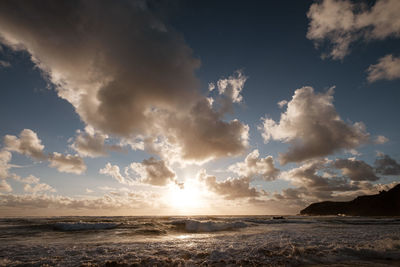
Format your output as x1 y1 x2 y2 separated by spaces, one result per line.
0 216 400 266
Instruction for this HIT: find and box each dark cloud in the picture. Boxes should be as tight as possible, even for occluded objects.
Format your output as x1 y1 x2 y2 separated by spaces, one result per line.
0 59 10 68
0 0 248 164
283 159 359 195
273 181 397 208
275 156 395 207
333 158 379 181
153 98 249 163
375 154 400 175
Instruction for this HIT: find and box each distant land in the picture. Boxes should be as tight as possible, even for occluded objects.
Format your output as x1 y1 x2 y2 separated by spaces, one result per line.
300 184 400 216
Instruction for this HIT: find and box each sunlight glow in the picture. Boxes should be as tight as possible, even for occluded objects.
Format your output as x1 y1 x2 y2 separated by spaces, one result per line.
166 179 206 212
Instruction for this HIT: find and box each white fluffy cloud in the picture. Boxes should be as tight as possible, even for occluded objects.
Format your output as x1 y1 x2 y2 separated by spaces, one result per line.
216 70 247 103
128 157 176 186
3 129 46 160
2 129 87 175
48 152 86 174
100 158 176 186
307 0 400 59
24 183 55 194
99 163 127 184
12 174 40 184
229 149 279 181
12 174 56 194
374 135 389 144
367 54 400 83
0 1 249 164
259 86 369 164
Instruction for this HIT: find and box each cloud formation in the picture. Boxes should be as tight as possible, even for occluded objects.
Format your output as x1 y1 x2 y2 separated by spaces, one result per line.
153 98 249 164
282 159 357 196
279 158 388 204
0 59 10 68
0 1 248 164
2 129 87 175
375 154 400 175
259 87 369 164
0 150 12 179
48 152 86 174
374 135 389 144
215 70 247 103
3 129 46 160
333 158 379 181
229 149 279 181
0 179 12 192
24 182 55 194
367 54 400 83
71 127 108 158
307 0 400 59
100 158 176 186
0 190 157 214
128 157 176 186
273 179 396 208
99 163 127 184
12 174 40 184
197 170 260 200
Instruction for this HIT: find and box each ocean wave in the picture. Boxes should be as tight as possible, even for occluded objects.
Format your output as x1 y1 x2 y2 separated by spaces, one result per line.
170 219 247 233
53 222 119 231
1 216 400 266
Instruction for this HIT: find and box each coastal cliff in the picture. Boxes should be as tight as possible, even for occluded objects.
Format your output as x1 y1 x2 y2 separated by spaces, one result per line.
300 184 400 216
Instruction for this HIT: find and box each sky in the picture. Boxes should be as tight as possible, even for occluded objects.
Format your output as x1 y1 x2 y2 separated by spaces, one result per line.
0 0 400 216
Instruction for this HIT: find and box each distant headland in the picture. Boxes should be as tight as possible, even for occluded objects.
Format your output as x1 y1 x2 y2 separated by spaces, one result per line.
300 184 400 216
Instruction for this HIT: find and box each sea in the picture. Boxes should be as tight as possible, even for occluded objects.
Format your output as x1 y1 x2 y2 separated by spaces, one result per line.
0 216 399 266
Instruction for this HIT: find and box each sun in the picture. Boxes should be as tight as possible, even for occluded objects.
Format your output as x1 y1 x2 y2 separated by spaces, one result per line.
166 179 206 213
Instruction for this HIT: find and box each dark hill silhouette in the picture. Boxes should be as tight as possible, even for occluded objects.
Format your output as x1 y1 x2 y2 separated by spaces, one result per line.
300 183 400 216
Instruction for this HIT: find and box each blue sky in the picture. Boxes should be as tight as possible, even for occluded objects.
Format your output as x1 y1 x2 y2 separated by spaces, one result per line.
0 0 399 215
